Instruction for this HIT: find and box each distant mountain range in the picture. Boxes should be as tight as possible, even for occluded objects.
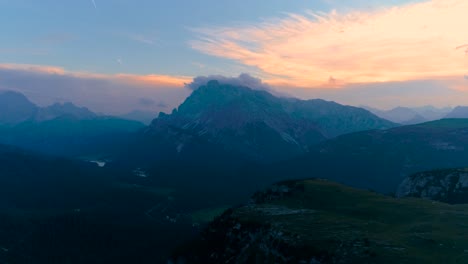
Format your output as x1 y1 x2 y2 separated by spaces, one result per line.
445 106 468 118
5 86 468 196
367 105 468 125
0 86 399 160
364 105 452 125
0 91 97 125
0 90 144 156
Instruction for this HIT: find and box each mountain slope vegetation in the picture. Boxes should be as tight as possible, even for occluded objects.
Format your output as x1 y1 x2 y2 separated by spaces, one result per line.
263 119 468 194
174 179 468 263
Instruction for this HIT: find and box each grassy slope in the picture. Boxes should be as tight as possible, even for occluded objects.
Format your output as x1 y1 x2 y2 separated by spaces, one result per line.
188 179 468 263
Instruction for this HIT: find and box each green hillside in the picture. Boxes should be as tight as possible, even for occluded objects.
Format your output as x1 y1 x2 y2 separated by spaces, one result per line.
175 179 468 263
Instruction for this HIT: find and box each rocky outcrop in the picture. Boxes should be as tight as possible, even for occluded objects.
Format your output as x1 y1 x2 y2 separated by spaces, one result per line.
250 180 305 204
396 168 468 204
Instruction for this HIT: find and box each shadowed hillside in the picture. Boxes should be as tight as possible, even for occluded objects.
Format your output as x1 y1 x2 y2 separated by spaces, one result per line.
174 179 468 263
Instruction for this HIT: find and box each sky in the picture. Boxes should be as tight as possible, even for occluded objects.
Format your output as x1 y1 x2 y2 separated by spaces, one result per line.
0 0 467 114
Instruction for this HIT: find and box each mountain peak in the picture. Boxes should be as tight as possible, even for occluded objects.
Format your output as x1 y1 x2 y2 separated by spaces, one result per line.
207 79 220 87
445 106 468 118
0 91 100 125
0 90 38 125
0 90 36 106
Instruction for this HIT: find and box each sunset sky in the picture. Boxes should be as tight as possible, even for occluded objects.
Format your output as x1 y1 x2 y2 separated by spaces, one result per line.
0 0 467 113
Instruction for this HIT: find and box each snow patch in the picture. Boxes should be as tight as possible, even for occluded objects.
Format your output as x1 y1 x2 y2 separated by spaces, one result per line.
89 160 106 167
177 143 184 153
133 168 148 178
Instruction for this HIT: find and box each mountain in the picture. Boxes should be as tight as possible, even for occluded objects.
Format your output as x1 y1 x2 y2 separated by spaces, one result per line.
0 91 145 156
144 80 395 161
412 105 452 120
120 110 159 125
106 80 398 213
173 179 468 263
366 106 426 124
400 114 427 125
283 98 395 137
34 102 97 122
263 119 468 194
397 168 468 204
0 91 96 124
445 106 468 118
147 81 324 161
0 91 38 125
366 106 452 125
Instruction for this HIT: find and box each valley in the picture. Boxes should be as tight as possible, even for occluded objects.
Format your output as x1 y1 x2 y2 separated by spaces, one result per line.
1 85 468 263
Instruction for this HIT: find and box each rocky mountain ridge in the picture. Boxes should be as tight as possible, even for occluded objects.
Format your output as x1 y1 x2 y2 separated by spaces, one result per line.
146 80 395 161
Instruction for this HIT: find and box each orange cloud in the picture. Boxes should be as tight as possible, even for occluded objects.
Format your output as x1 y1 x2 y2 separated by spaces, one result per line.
0 63 190 88
115 74 192 88
191 0 468 88
0 63 65 75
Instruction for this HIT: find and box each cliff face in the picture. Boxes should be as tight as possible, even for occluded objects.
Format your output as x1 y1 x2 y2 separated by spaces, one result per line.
396 168 468 204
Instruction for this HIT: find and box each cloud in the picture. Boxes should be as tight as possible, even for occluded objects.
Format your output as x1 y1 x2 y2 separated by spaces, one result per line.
123 33 158 45
0 63 191 114
137 98 167 109
0 64 65 74
130 34 156 45
191 0 468 88
138 98 156 107
157 101 168 108
186 73 272 91
115 73 191 87
0 63 191 88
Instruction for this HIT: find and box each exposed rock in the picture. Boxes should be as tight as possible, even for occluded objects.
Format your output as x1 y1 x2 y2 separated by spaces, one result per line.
396 168 468 204
146 81 395 161
251 180 305 204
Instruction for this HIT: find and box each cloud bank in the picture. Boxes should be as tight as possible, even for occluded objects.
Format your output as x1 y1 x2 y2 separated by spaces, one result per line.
0 64 191 114
186 73 272 91
191 0 468 88
2 63 468 112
